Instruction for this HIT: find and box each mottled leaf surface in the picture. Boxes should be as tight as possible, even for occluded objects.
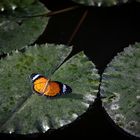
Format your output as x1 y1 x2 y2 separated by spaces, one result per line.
72 0 129 6
0 44 100 134
101 43 140 137
0 0 48 54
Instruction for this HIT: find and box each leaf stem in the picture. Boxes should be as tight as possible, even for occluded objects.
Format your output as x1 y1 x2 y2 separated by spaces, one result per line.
47 5 80 17
18 5 80 19
67 10 88 46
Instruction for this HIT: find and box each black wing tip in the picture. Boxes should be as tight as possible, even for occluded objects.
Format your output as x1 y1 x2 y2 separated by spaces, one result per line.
30 73 42 82
30 73 38 79
65 85 72 94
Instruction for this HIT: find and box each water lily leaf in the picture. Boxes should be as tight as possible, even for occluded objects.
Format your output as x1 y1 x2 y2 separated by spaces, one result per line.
101 43 140 137
0 0 35 10
0 0 48 54
0 43 100 134
72 0 129 6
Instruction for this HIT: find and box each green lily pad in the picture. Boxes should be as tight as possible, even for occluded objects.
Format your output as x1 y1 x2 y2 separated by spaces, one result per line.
0 0 35 10
0 43 100 134
0 0 48 54
101 43 140 137
72 0 129 6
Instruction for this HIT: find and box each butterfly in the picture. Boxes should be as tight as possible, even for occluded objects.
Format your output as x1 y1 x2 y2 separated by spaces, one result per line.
30 73 72 97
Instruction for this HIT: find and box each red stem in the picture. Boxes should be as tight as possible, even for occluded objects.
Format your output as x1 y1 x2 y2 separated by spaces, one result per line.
67 10 88 46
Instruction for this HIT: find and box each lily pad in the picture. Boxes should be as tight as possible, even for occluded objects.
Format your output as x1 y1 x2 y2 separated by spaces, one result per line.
100 43 140 137
0 0 48 54
72 0 129 6
0 43 100 134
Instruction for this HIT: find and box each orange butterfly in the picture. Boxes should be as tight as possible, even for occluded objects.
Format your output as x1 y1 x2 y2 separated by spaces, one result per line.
30 73 72 97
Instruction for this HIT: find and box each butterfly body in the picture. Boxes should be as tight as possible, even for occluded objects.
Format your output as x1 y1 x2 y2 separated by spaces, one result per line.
30 73 72 97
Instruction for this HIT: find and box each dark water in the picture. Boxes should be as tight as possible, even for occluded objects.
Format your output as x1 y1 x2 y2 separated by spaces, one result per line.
1 0 140 139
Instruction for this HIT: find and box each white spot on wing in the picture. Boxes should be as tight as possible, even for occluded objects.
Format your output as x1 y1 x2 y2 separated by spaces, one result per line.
62 84 67 93
32 74 40 81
